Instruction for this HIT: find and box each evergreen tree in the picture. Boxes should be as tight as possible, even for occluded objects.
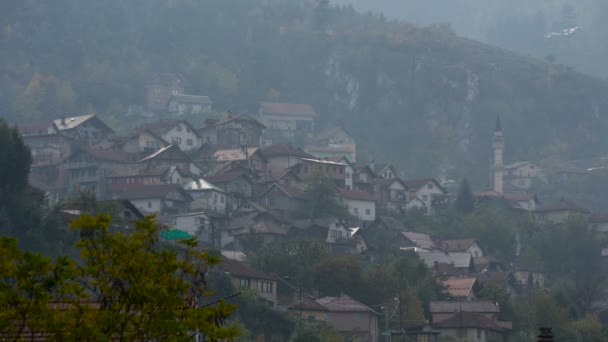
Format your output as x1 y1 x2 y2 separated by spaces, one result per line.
454 178 475 214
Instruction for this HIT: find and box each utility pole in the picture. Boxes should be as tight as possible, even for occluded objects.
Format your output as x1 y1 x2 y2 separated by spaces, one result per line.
383 305 390 342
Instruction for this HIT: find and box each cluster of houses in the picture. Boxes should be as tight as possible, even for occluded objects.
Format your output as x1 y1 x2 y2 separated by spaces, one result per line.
17 73 608 341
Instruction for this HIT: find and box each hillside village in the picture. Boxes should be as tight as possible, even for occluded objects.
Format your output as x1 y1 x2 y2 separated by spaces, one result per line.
15 72 608 341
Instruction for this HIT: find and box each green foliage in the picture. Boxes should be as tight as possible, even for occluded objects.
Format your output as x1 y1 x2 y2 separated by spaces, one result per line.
453 178 474 214
300 173 350 219
0 214 238 341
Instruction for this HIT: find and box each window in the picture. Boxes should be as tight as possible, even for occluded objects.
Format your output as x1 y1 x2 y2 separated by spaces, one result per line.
340 168 343 174
346 172 351 179
427 183 433 189
239 278 251 288
261 281 273 293
331 230 337 238
172 137 182 144
177 125 182 132
338 231 342 238
148 201 152 208
422 195 428 201
220 196 224 203
187 138 193 146
186 127 190 133
474 251 479 257
365 209 371 216
353 207 358 214
304 167 308 173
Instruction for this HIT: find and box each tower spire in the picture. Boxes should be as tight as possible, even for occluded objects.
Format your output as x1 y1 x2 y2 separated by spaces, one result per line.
492 117 504 193
495 116 502 132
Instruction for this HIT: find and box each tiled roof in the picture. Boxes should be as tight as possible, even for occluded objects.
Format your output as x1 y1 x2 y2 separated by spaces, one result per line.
259 101 317 117
205 168 253 184
440 239 477 252
169 94 211 104
134 120 199 137
313 127 352 142
418 252 472 269
210 113 265 128
262 144 313 158
213 147 259 162
183 178 224 192
305 145 355 153
403 178 446 193
136 145 189 163
504 192 537 201
117 184 192 201
337 188 375 202
442 278 477 298
534 198 590 213
259 183 305 199
429 301 500 314
432 312 509 331
590 211 608 223
401 231 438 250
53 114 101 131
17 121 53 135
81 147 131 163
220 259 275 281
289 295 329 311
316 294 377 313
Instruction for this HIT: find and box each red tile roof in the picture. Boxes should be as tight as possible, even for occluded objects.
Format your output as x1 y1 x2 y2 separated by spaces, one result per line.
16 121 53 135
81 147 132 163
117 184 192 201
316 294 377 313
337 188 375 202
442 278 477 298
430 301 500 314
401 231 438 250
259 102 317 117
262 144 314 158
440 239 477 252
432 312 509 331
220 259 275 281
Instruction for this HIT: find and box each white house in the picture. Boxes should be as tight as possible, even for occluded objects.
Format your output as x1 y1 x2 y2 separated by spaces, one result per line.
337 188 376 221
165 211 210 240
167 94 212 115
117 184 193 215
440 239 484 258
183 178 227 214
403 178 449 216
135 120 202 152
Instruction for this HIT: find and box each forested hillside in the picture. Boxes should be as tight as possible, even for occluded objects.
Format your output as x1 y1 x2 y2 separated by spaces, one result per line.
2 0 608 184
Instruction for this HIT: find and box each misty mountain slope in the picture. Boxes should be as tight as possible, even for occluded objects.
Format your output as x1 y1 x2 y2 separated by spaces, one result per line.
333 0 608 78
2 0 608 182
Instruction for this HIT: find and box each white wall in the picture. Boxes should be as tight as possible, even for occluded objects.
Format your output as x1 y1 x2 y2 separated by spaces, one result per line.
131 198 162 214
346 199 376 221
162 123 202 151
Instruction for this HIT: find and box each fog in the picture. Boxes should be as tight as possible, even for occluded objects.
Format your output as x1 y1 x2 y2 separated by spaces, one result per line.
334 0 608 77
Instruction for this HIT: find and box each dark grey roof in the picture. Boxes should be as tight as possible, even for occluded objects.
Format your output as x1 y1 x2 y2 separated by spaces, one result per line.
430 301 500 314
418 251 472 269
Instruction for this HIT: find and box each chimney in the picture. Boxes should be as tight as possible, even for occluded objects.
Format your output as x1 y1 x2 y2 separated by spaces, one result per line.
61 115 66 126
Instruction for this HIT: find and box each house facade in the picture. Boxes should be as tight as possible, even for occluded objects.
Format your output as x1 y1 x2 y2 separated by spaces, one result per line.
116 184 193 215
219 259 277 307
259 101 316 144
146 72 184 113
403 178 449 216
167 94 212 115
337 188 376 221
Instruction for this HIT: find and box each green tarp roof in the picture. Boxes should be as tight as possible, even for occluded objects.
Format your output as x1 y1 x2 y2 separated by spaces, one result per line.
160 229 193 240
